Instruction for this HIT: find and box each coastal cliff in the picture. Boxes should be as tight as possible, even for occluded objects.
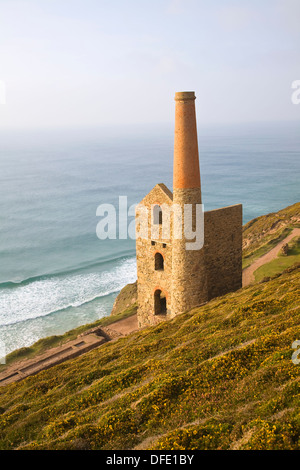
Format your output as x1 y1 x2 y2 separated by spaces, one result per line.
0 202 299 450
110 282 137 316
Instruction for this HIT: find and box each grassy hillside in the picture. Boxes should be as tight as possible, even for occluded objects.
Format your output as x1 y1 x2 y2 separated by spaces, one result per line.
0 303 137 371
110 282 137 316
0 264 300 450
243 202 300 269
254 236 300 282
2 203 299 371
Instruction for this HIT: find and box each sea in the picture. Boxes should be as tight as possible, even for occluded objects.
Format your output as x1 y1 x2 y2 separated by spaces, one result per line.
0 121 299 354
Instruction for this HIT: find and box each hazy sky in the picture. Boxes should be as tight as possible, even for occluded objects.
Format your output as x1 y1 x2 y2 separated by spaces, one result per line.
0 0 299 128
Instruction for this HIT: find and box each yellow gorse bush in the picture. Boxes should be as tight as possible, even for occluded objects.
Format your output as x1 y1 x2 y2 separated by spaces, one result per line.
0 264 299 450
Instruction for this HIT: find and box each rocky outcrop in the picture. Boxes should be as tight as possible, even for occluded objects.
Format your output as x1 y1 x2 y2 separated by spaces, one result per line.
110 282 137 316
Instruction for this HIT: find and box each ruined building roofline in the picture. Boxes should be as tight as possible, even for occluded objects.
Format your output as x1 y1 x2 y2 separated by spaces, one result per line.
156 183 173 200
139 186 243 217
138 183 173 205
205 204 243 214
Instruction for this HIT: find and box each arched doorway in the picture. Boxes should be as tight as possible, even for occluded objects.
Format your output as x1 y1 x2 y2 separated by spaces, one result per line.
154 289 167 315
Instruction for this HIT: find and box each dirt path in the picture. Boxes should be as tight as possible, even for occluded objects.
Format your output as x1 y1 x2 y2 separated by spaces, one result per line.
242 228 300 287
103 313 139 337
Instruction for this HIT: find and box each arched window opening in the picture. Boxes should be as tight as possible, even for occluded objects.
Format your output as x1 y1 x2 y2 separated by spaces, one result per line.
154 290 167 315
153 205 162 225
155 252 164 271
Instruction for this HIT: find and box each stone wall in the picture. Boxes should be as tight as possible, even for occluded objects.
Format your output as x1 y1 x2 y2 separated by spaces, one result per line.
204 204 243 300
136 184 173 328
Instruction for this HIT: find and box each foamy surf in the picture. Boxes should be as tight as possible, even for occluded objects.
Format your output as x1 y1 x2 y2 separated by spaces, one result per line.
0 257 137 327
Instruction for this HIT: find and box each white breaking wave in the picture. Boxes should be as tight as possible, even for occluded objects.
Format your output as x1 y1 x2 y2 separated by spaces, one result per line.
0 257 137 327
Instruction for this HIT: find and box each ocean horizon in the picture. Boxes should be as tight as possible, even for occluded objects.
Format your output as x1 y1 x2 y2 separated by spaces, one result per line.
0 121 299 354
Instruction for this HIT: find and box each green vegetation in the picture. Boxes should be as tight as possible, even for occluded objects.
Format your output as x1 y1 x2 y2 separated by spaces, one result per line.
0 303 137 371
0 202 299 450
3 202 299 372
254 237 300 282
110 282 137 316
242 228 292 269
0 265 300 450
243 202 300 267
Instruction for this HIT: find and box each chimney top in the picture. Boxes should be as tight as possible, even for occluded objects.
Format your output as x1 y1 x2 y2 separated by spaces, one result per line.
175 91 196 101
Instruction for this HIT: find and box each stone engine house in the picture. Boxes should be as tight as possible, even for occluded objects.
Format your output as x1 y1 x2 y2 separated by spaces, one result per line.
136 91 242 328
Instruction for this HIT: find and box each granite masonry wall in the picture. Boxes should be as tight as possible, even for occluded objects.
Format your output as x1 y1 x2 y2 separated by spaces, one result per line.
136 184 173 328
204 204 243 301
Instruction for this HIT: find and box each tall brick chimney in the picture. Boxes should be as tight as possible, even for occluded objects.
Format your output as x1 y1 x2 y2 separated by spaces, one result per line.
171 91 207 316
173 91 202 195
